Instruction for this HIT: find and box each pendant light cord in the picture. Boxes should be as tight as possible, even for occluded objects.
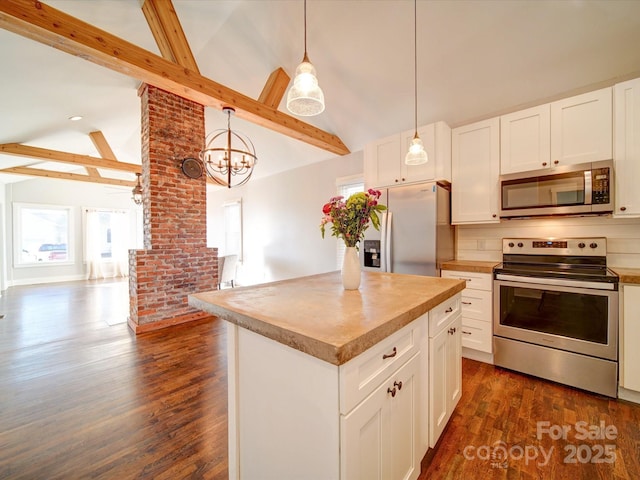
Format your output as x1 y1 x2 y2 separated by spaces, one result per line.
413 0 418 136
304 0 308 56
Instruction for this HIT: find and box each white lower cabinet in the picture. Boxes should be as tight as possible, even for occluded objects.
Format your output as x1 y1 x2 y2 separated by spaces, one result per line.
428 295 462 447
621 284 640 393
341 353 420 480
441 270 493 356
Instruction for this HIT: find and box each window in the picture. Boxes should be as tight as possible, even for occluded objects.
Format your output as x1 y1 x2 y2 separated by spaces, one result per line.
84 208 130 279
14 203 73 266
223 199 243 261
335 175 364 269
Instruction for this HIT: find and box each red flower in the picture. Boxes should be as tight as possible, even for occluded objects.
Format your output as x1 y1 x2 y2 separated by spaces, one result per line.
322 203 332 214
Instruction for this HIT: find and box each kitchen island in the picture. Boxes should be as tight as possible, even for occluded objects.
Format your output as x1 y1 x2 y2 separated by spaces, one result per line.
189 271 465 480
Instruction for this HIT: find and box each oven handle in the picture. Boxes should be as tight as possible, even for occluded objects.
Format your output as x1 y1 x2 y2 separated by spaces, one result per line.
495 273 615 291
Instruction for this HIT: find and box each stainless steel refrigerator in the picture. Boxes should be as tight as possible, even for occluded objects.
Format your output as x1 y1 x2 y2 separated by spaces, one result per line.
361 182 454 277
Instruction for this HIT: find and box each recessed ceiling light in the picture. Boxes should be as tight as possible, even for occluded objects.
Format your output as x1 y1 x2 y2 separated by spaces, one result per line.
68 115 83 121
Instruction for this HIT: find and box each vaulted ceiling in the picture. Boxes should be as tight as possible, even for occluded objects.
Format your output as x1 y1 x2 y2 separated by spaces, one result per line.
1 0 640 188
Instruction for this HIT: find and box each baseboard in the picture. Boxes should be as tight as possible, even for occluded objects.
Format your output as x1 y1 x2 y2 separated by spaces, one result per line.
128 311 213 334
9 274 87 287
618 386 640 404
462 347 494 364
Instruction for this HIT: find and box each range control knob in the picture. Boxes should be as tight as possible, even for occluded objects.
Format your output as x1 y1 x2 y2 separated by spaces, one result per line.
578 242 586 249
508 242 515 248
590 242 598 249
517 242 524 248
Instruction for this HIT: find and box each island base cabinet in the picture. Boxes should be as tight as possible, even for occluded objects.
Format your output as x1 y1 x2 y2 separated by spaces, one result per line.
341 353 421 480
429 314 462 447
228 326 341 480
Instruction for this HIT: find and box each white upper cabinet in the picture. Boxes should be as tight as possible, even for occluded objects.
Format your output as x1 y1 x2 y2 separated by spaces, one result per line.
500 87 613 175
614 77 640 217
500 104 551 174
451 117 500 224
550 87 612 166
365 121 451 189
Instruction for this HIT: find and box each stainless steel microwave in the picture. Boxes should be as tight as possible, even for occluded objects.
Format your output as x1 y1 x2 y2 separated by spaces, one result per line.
499 160 614 218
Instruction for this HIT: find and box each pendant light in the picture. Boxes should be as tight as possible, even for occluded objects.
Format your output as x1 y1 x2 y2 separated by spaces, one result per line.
200 107 257 189
132 172 143 205
405 0 428 166
286 0 325 116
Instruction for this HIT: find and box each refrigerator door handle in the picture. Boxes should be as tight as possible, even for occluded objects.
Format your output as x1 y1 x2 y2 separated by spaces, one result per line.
384 211 392 273
379 212 388 272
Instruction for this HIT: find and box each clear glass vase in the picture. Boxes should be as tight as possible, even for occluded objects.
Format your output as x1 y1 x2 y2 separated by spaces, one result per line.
342 246 361 290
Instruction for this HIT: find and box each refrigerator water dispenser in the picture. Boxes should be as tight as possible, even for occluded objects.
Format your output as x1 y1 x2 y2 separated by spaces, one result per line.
363 240 381 268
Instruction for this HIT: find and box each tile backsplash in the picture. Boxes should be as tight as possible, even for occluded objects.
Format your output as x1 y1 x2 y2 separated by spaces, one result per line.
456 216 640 268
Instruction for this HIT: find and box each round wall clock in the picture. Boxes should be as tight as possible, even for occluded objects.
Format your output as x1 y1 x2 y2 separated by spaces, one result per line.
181 157 203 179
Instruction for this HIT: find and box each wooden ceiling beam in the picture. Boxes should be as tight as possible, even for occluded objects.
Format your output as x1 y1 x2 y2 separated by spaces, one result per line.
0 143 141 174
0 166 135 187
87 130 119 178
141 0 199 73
0 0 350 156
259 68 291 109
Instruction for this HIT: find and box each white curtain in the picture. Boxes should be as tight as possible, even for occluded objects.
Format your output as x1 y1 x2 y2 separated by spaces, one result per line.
85 209 130 280
85 209 104 280
110 210 129 277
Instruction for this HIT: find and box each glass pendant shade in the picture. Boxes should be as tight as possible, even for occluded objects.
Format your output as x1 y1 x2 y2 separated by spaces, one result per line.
286 55 325 116
405 134 428 165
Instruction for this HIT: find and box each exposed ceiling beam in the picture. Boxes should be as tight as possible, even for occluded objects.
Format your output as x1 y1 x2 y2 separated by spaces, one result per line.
141 0 199 73
87 130 119 178
259 68 291 110
0 143 141 173
0 166 135 186
0 0 350 156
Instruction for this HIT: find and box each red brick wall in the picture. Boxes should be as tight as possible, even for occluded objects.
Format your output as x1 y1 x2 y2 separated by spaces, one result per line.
129 85 218 331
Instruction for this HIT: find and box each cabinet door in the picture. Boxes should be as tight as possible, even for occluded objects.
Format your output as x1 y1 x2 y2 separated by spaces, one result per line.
429 325 448 447
401 124 436 183
365 134 402 188
341 374 391 480
446 315 462 410
622 285 640 392
550 87 612 166
389 354 420 480
451 118 500 224
500 104 551 174
614 78 640 217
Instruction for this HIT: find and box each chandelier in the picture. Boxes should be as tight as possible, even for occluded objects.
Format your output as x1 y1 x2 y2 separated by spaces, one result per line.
200 107 258 188
131 172 143 205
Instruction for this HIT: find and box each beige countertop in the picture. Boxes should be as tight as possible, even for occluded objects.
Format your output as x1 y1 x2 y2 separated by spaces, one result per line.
189 271 465 366
441 260 499 274
611 268 640 285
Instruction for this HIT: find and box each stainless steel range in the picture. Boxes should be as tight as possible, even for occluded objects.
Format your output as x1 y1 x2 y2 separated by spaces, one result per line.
493 237 619 397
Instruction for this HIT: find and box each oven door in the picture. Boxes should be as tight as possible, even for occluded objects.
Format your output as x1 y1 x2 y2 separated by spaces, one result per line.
493 278 618 361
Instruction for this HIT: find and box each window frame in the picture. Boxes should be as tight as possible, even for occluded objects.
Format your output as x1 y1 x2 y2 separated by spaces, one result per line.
13 202 74 268
335 175 365 269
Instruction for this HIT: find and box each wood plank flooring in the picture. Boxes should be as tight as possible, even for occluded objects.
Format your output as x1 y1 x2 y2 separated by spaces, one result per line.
1 279 639 479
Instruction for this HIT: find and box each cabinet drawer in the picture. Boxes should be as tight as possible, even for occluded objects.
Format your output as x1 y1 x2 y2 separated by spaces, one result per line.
339 316 423 415
441 270 492 291
429 294 461 338
461 318 492 353
461 289 492 322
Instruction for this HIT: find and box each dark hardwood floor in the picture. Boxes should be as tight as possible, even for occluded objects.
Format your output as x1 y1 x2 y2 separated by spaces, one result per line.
1 279 639 479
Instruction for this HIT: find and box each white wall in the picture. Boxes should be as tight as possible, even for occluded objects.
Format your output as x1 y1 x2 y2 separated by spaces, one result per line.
4 178 141 287
207 151 363 285
456 216 640 268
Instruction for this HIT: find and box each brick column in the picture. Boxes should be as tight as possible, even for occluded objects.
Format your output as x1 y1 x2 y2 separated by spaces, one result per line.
128 84 218 333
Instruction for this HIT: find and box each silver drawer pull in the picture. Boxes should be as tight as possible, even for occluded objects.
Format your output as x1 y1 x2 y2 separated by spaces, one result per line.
382 347 397 360
445 307 453 313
